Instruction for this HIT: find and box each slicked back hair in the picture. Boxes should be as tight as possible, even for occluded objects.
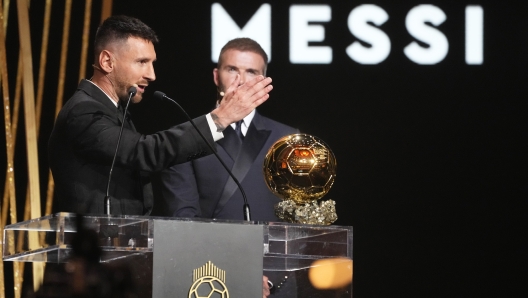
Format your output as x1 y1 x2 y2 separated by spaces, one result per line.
218 38 268 75
94 15 158 60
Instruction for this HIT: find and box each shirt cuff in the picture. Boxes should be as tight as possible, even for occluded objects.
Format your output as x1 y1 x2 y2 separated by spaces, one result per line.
206 113 224 142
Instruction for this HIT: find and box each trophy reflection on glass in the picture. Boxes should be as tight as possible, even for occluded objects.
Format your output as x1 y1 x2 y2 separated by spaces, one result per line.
263 134 337 225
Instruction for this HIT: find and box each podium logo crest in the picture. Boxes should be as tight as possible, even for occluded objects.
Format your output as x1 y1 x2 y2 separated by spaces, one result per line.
188 261 229 298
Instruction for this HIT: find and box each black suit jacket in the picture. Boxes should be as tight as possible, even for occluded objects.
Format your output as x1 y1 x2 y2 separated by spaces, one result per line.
49 79 214 215
155 111 298 221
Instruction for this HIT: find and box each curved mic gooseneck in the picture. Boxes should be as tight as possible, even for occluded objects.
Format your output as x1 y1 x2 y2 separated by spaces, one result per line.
104 86 137 215
153 91 252 222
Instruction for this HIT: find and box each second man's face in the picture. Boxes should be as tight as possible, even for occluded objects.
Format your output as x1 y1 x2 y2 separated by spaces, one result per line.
214 49 266 95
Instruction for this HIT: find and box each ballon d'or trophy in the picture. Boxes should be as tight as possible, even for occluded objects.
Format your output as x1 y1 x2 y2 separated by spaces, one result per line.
263 134 337 225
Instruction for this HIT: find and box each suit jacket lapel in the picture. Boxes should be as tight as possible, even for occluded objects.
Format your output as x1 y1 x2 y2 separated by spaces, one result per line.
79 79 118 115
214 112 271 217
78 80 134 129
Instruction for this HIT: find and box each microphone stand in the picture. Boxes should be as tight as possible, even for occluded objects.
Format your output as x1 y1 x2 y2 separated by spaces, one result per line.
104 86 137 215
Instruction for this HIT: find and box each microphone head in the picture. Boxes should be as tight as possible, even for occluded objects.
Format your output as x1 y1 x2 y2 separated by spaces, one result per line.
128 85 137 96
153 91 166 101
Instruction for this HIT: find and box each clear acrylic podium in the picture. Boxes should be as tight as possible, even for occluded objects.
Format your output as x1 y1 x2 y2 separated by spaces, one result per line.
3 213 353 297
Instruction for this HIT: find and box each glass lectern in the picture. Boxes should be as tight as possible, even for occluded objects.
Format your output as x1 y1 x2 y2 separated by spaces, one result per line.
3 213 352 297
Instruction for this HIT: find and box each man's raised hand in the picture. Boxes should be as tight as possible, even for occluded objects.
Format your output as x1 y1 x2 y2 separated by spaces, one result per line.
211 75 272 132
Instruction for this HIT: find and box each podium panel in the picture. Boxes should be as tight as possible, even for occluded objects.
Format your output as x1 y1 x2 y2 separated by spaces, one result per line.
3 213 353 297
153 220 263 297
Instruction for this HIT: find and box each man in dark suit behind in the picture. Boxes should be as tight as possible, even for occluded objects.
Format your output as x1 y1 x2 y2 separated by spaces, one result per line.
154 38 299 297
155 38 299 221
48 17 272 216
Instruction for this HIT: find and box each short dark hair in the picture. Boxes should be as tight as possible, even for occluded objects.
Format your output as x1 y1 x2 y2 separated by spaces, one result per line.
218 38 268 74
94 15 158 57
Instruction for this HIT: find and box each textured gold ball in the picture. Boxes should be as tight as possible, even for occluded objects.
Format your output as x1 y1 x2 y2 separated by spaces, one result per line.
263 134 336 204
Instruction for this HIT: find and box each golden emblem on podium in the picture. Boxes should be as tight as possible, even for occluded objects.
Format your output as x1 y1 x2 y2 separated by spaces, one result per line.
188 261 229 298
263 134 337 225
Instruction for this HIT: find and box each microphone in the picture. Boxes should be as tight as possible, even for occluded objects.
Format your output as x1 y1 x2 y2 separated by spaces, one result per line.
104 85 137 215
153 91 252 221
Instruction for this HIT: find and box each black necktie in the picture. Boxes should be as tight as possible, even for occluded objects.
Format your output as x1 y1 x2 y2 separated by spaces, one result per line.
235 120 244 140
221 125 242 159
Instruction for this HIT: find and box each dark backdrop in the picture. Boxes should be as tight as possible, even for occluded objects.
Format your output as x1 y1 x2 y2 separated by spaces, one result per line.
113 1 526 296
1 0 526 297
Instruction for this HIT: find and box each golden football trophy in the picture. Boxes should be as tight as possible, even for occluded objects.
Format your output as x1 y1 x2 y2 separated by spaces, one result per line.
263 134 337 225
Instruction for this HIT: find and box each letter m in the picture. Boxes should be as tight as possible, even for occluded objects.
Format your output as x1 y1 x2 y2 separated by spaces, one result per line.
211 3 271 62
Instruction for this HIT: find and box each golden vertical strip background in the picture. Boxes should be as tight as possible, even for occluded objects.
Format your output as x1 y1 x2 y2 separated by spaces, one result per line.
31 0 52 282
16 0 43 291
16 0 41 225
100 0 112 23
39 0 55 215
78 0 92 81
0 0 15 227
9 58 24 298
2 0 9 28
1 57 22 230
35 0 52 134
53 0 71 118
42 0 54 216
0 2 21 295
0 1 14 295
2 0 111 294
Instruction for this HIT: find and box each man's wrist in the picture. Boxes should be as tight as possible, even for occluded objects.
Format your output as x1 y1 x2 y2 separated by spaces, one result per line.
205 113 224 141
210 112 226 132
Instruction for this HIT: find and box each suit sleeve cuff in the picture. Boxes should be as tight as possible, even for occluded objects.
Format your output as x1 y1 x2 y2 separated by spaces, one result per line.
206 113 224 142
